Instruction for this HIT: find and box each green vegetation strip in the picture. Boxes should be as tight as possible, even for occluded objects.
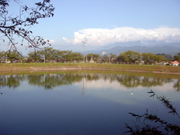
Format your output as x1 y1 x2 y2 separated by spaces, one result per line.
0 63 180 74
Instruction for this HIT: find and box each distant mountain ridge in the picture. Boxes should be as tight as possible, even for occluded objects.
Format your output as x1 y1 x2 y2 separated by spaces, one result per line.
86 42 180 55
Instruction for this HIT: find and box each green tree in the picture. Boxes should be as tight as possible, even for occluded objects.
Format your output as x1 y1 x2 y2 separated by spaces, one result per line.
110 53 117 63
120 50 141 62
87 53 101 62
93 54 101 62
154 55 168 62
173 53 180 61
62 50 73 62
87 53 94 61
117 55 125 62
142 53 155 62
40 47 58 61
71 52 83 62
0 51 6 63
5 50 24 63
56 50 65 62
101 54 109 63
27 50 42 62
156 53 173 61
142 53 167 63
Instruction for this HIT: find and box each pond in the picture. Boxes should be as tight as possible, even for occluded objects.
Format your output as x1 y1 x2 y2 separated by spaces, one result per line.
0 72 180 135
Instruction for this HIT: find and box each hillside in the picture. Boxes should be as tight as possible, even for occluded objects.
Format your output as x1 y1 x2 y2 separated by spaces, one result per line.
86 42 180 55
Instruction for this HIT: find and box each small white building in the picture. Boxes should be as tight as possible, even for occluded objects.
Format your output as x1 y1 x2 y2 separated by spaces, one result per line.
171 61 179 66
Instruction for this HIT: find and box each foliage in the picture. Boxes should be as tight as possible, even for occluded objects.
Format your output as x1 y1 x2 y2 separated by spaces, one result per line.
120 50 141 62
173 53 180 61
61 50 73 61
117 55 125 62
0 50 5 61
154 55 168 62
0 47 177 64
40 47 58 61
87 53 100 62
109 53 117 62
71 52 83 62
0 0 54 50
142 53 155 63
156 53 173 61
27 48 83 62
101 54 109 63
142 53 168 63
124 90 180 135
27 50 42 62
5 49 24 62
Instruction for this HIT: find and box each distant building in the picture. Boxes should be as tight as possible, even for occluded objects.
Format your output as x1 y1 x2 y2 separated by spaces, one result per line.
171 61 179 66
89 56 94 63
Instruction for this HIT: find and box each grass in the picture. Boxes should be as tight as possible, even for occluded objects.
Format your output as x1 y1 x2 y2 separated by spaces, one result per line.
0 63 180 74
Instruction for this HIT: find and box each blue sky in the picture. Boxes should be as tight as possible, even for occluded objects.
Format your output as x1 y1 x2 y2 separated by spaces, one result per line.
1 0 180 54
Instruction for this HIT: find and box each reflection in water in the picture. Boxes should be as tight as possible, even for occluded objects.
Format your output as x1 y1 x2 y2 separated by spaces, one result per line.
0 73 179 91
27 74 83 89
174 79 180 91
125 90 180 135
0 73 180 135
0 75 25 89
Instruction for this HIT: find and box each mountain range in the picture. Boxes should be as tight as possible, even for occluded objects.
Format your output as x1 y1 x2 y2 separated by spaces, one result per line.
86 42 180 56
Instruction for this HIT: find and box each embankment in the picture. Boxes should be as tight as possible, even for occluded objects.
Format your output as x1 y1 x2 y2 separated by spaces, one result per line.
0 63 180 75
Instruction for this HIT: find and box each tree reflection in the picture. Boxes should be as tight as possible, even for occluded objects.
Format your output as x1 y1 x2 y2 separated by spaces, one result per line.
0 75 25 89
141 77 172 87
116 75 141 88
173 79 180 92
116 75 173 88
85 73 100 81
125 90 180 135
27 74 83 89
0 73 179 91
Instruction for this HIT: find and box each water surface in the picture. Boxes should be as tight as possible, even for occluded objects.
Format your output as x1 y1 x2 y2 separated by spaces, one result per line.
0 72 180 135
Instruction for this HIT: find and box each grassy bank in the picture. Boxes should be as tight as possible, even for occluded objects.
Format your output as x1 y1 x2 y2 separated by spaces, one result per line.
0 63 180 74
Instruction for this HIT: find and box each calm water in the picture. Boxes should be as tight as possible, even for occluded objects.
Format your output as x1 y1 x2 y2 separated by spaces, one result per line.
0 72 180 135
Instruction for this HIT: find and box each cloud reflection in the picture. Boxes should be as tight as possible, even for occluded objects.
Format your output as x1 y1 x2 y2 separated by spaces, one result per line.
0 73 179 92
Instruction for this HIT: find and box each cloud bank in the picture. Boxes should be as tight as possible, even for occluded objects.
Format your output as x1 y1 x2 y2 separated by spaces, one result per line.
63 27 180 46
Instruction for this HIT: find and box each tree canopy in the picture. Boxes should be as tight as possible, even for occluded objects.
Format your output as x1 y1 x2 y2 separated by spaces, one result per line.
174 53 180 61
120 50 141 62
27 47 83 62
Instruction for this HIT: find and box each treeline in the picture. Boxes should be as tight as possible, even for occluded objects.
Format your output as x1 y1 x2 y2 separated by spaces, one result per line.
0 47 180 63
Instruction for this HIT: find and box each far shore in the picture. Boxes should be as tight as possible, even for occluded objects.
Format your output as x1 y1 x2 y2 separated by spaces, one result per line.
0 63 180 75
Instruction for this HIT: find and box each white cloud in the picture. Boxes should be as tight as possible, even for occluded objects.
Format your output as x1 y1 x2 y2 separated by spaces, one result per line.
49 39 55 43
74 78 176 92
74 79 128 91
62 27 180 46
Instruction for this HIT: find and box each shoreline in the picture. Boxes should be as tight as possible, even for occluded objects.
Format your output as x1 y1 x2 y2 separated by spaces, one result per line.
0 64 180 75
